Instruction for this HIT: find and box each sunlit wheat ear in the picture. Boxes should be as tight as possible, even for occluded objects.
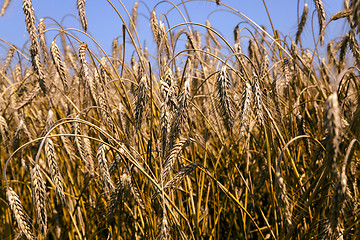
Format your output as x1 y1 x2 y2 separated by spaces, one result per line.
45 138 66 205
158 211 169 240
159 21 171 57
324 93 341 179
43 108 55 136
348 30 360 68
0 115 10 149
150 9 160 44
259 55 269 80
0 0 10 16
77 0 88 32
351 0 360 33
162 138 192 182
30 164 47 235
6 187 37 240
2 45 15 75
79 43 97 102
129 2 138 36
98 91 115 133
96 143 115 193
216 66 234 133
51 40 69 93
314 0 326 45
296 114 312 155
338 34 349 72
22 0 47 93
252 72 264 126
38 18 49 63
327 40 339 67
330 9 352 21
72 120 94 176
164 163 200 191
239 82 253 135
167 75 191 151
15 86 40 110
274 171 292 233
206 19 221 49
126 173 146 212
296 2 308 44
282 59 291 87
330 170 347 237
134 75 148 129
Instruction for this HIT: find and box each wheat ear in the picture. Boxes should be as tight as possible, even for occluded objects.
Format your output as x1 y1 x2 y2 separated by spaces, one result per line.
30 164 47 235
6 186 37 240
77 0 88 32
296 3 308 44
216 66 234 133
0 0 10 16
45 138 66 204
96 143 115 193
22 0 47 93
2 45 15 75
324 93 341 179
314 0 326 45
51 40 69 93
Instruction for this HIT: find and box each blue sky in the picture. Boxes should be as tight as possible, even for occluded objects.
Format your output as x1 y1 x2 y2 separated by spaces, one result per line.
0 0 347 59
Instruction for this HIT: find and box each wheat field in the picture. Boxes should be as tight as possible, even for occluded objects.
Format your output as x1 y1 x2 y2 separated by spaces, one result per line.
1 0 360 239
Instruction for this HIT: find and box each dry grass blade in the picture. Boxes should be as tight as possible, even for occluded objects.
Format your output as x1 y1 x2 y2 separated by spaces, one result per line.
30 163 47 235
6 187 37 240
77 0 88 32
45 138 66 204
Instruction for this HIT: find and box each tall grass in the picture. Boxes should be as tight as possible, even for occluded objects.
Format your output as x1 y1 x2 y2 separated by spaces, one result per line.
1 0 360 239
